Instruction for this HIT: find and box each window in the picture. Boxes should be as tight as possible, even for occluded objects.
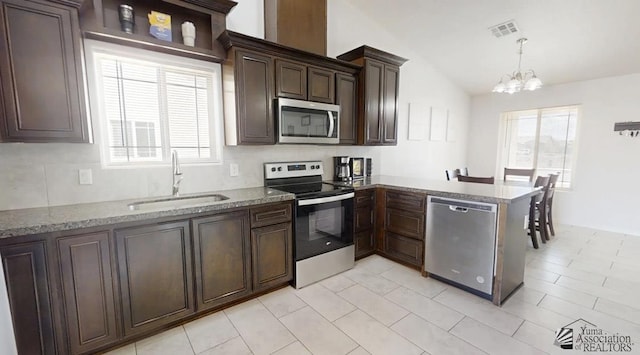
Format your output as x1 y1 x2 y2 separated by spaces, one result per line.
84 40 223 166
499 106 579 188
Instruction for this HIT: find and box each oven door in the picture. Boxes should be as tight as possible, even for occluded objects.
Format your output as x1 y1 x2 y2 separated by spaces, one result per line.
295 192 354 261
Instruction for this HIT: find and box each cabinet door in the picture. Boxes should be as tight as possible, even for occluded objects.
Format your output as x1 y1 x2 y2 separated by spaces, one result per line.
0 241 56 355
193 211 251 311
383 231 423 267
355 230 375 259
355 206 374 232
235 49 275 144
308 66 335 103
363 59 384 144
336 73 357 144
275 59 307 99
57 232 118 354
251 222 293 292
115 221 194 337
382 65 399 145
0 0 88 142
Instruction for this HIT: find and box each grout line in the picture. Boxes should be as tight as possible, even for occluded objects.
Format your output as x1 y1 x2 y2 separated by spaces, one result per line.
182 325 198 355
536 293 547 307
602 276 608 287
267 339 298 355
447 314 466 332
510 318 526 337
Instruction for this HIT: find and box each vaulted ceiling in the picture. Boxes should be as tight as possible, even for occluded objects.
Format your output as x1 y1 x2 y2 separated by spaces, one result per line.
349 0 640 96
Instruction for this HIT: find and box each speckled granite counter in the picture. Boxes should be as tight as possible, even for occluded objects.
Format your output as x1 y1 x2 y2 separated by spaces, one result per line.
327 175 540 204
0 187 294 239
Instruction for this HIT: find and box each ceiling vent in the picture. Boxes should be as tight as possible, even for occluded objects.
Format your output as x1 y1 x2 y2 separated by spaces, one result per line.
489 20 519 38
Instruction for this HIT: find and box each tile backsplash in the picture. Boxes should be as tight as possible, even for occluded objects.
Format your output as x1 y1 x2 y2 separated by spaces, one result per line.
0 143 381 210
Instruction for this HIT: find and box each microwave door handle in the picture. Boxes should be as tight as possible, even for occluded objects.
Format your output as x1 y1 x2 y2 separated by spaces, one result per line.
327 111 335 138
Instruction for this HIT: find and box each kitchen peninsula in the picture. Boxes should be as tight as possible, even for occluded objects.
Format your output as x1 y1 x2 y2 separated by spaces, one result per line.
0 178 539 354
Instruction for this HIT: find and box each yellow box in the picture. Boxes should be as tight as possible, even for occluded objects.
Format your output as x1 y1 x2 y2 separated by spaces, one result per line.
148 11 172 41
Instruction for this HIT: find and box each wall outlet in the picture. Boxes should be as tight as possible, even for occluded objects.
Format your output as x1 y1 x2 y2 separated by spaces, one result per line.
229 163 239 177
78 169 93 185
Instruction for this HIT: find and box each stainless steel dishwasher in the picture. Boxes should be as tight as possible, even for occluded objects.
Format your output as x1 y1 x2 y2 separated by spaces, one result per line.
425 196 498 298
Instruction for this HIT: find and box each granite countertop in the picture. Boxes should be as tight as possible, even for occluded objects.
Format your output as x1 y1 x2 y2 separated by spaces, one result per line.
0 187 294 239
327 175 541 204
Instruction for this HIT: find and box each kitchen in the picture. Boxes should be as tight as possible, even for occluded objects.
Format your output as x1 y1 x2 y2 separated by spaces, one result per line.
2 0 640 354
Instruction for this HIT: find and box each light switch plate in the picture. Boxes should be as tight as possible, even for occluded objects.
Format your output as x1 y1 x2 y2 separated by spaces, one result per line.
79 169 93 185
229 163 239 177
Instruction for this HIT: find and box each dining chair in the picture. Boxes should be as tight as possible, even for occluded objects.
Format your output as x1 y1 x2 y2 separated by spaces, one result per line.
528 175 550 249
457 175 495 184
504 168 536 182
542 173 560 238
445 167 469 181
445 169 458 181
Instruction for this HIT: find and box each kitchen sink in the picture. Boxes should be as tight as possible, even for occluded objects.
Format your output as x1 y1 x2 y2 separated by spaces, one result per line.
128 194 230 211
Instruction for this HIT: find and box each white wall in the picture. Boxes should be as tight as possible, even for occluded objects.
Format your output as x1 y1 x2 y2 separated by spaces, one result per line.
0 0 469 211
468 74 640 235
327 1 470 179
0 262 18 355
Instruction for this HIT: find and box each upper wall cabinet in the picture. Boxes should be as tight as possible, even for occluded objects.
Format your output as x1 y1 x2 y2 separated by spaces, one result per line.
79 0 237 62
338 46 407 146
219 31 359 145
0 0 89 142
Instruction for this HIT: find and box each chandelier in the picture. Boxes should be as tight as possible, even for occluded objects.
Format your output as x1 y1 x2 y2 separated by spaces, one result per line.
492 38 542 94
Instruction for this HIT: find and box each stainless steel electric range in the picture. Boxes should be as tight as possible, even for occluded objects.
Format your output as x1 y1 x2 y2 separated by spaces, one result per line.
264 161 355 288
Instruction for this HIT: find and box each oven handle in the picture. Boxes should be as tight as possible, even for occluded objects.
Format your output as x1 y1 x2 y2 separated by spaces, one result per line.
297 192 354 206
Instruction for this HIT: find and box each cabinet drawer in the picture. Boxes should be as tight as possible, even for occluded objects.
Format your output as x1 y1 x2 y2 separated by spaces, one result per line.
385 190 426 212
385 208 425 240
250 203 292 228
355 230 375 258
355 189 375 206
383 231 423 267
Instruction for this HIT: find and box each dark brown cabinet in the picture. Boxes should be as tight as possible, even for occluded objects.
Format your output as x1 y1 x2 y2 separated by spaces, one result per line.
308 66 335 103
0 0 88 142
115 221 194 337
354 189 376 258
251 222 293 292
336 73 358 144
337 46 407 146
275 59 307 99
192 211 252 311
377 189 426 268
57 231 118 354
0 240 56 355
229 48 275 144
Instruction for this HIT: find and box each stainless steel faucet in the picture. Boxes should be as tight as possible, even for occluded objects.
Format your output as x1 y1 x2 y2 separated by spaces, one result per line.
171 150 183 196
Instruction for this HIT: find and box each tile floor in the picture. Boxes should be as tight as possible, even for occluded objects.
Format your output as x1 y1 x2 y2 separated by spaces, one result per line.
105 225 640 355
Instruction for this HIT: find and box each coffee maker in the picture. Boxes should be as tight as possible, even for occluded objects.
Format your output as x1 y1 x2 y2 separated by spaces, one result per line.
333 156 351 182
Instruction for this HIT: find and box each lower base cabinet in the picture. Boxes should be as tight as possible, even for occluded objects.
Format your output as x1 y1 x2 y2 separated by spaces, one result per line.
251 222 293 292
57 232 118 354
0 241 56 355
193 211 252 311
355 230 375 258
115 221 195 337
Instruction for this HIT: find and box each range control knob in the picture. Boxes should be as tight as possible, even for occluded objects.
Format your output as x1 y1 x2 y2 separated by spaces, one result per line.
271 167 276 172
310 165 315 169
316 165 321 169
277 167 282 171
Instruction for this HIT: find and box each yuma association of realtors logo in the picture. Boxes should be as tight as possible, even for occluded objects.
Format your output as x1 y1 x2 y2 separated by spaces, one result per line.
554 318 635 352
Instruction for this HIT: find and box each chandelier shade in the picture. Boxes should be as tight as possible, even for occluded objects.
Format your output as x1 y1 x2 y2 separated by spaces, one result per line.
493 38 542 94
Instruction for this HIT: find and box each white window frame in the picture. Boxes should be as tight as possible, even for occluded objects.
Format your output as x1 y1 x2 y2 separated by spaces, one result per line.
497 105 581 189
84 39 224 168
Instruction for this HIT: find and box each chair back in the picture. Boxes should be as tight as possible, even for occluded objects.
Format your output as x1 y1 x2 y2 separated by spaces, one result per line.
532 175 550 202
504 168 536 182
445 167 469 181
457 175 495 184
545 173 559 200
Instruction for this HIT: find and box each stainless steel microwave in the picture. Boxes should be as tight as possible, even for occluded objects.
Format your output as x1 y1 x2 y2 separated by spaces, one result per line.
277 98 340 144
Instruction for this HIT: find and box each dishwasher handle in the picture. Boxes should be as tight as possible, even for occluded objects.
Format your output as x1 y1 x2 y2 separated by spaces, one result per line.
449 205 468 213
